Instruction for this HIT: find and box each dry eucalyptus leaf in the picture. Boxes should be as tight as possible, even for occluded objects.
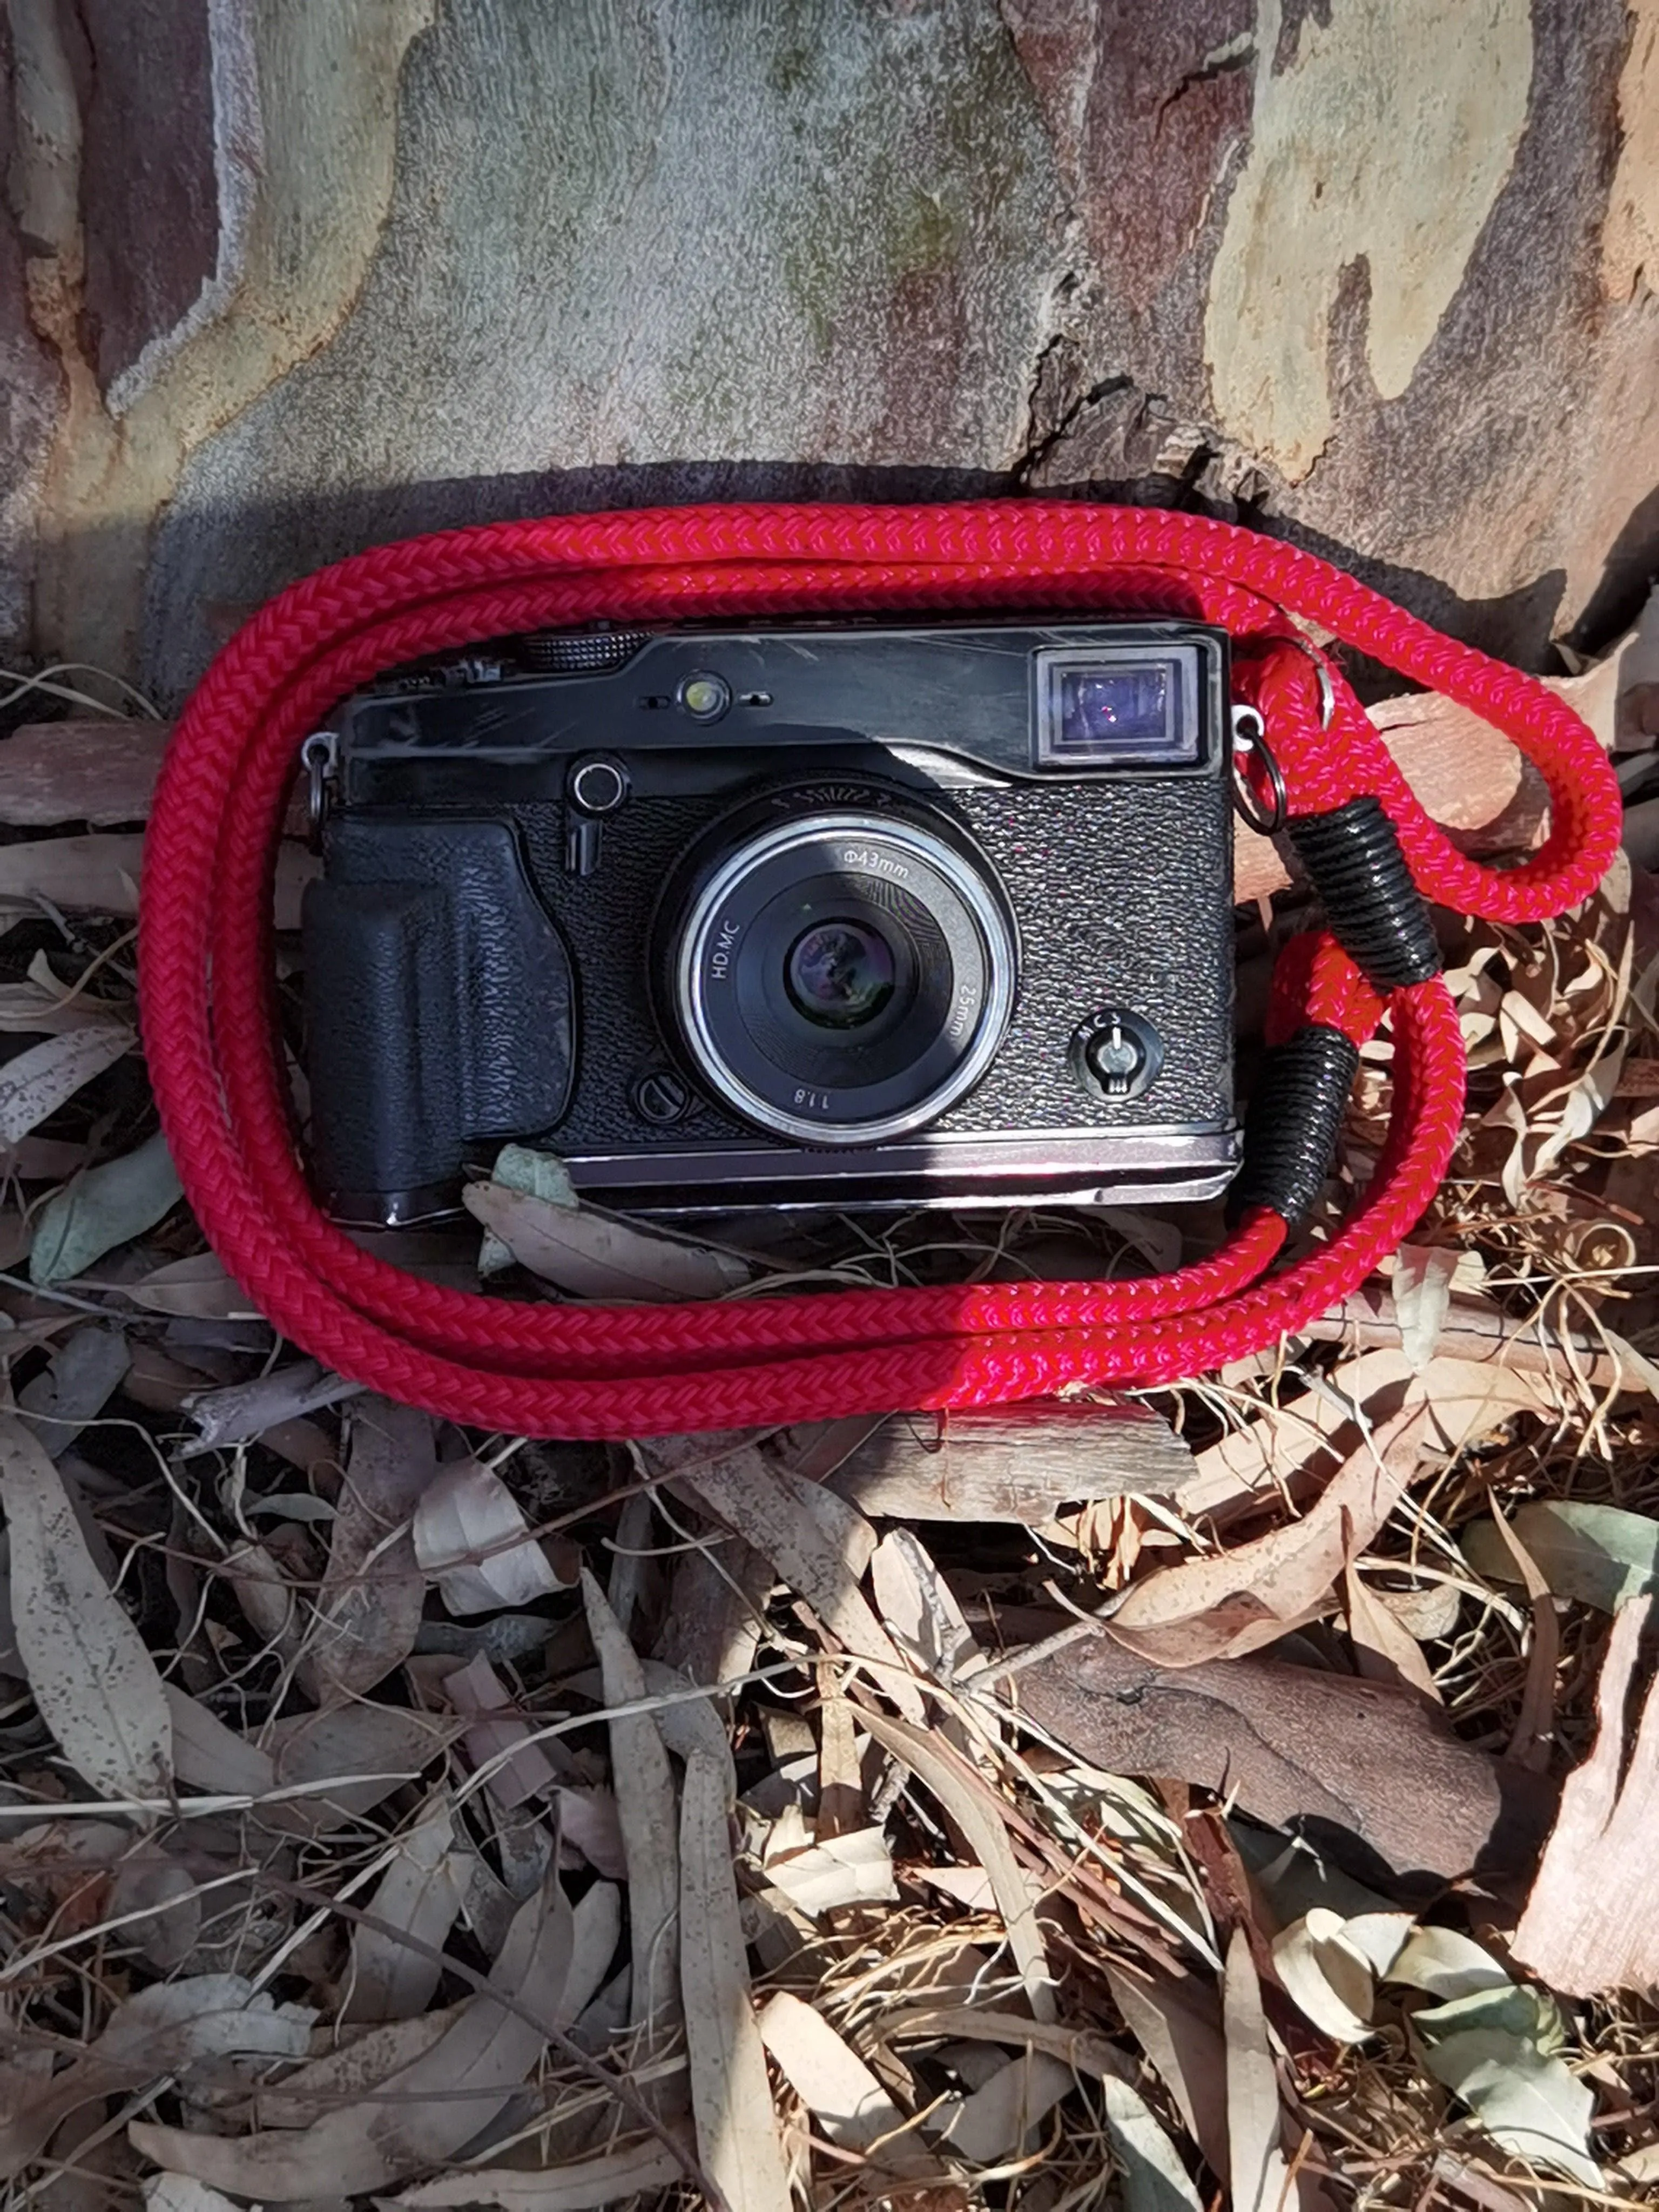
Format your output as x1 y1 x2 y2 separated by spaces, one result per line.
1512 1595 1659 1997
304 1396 434 1704
1098 2073 1205 2212
129 1872 576 2198
268 1705 454 1831
859 1707 1055 2022
939 2051 1075 2166
581 1569 682 2047
680 1747 792 2212
763 1825 898 1916
1223 1929 1295 2212
126 1255 262 1321
1272 1910 1377 2043
0 1412 171 1805
1107 1403 1432 1665
0 1026 133 1150
757 1989 934 2176
1344 1562 1441 1701
391 2141 686 2211
646 1433 923 1721
17 1324 132 1459
245 2007 464 2129
341 1793 468 2022
161 1684 276 1799
180 1363 362 1454
1391 1244 1459 1371
145 2178 245 2212
413 1456 567 1615
463 1179 750 1300
1464 1500 1659 1613
29 1130 183 1286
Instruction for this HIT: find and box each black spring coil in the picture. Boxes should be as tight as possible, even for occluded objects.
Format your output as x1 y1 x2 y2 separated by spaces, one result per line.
1228 1023 1361 1228
1289 795 1443 990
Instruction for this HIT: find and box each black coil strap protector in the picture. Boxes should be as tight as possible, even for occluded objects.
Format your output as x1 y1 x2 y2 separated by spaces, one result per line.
1288 795 1444 989
1228 1024 1361 1228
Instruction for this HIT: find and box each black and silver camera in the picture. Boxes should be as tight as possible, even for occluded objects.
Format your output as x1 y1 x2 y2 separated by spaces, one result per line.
302 617 1238 1222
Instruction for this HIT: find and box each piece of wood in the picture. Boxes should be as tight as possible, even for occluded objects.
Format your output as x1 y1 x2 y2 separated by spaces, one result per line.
1010 1630 1555 1883
787 1400 1195 1523
0 721 170 826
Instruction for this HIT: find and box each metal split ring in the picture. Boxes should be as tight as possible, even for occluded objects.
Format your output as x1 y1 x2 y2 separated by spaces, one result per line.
1229 704 1289 837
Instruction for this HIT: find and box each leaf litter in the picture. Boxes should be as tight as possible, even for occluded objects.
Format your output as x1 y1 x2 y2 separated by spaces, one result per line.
0 714 1653 2211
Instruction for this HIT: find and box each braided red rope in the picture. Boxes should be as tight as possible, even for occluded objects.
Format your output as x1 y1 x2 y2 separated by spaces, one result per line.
137 504 1621 1437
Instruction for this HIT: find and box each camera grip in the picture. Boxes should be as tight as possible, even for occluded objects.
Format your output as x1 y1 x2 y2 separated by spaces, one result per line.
302 817 576 1220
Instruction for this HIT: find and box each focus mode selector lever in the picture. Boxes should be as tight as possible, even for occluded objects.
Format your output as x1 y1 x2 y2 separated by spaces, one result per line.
564 754 631 876
1070 1007 1163 1103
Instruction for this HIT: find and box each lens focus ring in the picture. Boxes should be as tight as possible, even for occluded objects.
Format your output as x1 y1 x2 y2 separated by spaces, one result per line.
659 793 1017 1147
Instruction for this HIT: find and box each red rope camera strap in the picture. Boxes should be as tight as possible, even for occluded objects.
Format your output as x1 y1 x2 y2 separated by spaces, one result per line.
137 503 1622 1438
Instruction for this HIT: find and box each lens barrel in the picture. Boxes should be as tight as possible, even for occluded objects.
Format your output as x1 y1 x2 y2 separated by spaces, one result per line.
655 784 1017 1146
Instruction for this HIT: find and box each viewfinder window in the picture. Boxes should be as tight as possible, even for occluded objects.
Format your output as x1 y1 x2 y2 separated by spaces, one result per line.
1034 648 1200 767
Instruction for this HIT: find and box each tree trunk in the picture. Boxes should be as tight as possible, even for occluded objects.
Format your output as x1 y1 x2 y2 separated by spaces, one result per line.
3 0 1655 704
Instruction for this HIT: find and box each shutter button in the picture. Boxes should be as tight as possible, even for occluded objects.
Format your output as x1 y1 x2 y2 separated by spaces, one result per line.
568 755 630 815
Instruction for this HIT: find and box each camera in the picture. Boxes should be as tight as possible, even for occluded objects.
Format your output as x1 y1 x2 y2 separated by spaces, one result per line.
301 616 1239 1223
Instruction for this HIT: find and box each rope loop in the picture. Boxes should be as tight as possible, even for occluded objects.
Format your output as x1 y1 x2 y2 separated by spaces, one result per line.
137 502 1622 1437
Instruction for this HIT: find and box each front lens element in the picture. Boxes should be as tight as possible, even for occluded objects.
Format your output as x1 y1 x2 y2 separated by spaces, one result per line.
785 919 896 1029
659 792 1017 1146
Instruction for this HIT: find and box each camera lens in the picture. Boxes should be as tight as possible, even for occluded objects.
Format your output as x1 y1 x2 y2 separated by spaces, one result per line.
656 785 1017 1145
784 919 896 1029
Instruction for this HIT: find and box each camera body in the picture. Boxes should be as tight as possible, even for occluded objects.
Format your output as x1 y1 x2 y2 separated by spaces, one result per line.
303 617 1239 1223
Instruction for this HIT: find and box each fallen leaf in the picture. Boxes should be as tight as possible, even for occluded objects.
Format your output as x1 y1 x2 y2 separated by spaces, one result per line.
1272 1910 1377 2043
679 1746 792 2212
126 1255 262 1321
303 1396 433 1704
757 1989 934 2176
1107 1405 1432 1665
162 1684 276 1799
16 1324 131 1459
1391 1244 1460 1370
647 1434 923 1721
871 1526 982 1683
463 1179 750 1300
939 2051 1075 2165
763 1825 898 1916
269 1704 454 1831
2 1977 312 2177
246 2007 464 2129
1223 1928 1294 2212
1103 1964 1230 2181
581 1570 681 2047
28 1129 183 1285
1098 2073 1205 2212
129 1871 576 2197
1417 2029 1600 2188
859 1707 1055 2022
1512 1594 1659 1997
1344 1562 1441 1702
145 2178 245 2212
0 1026 132 1145
474 1143 578 1277
1386 1925 1511 2001
391 2140 686 2210
414 1456 568 1615
443 1650 561 1810
0 1412 171 1804
1010 1633 1553 1879
342 1793 468 2022
1463 1499 1659 1612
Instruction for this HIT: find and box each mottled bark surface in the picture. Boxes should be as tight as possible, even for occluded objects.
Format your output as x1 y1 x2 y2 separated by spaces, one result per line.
2 0 1655 703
